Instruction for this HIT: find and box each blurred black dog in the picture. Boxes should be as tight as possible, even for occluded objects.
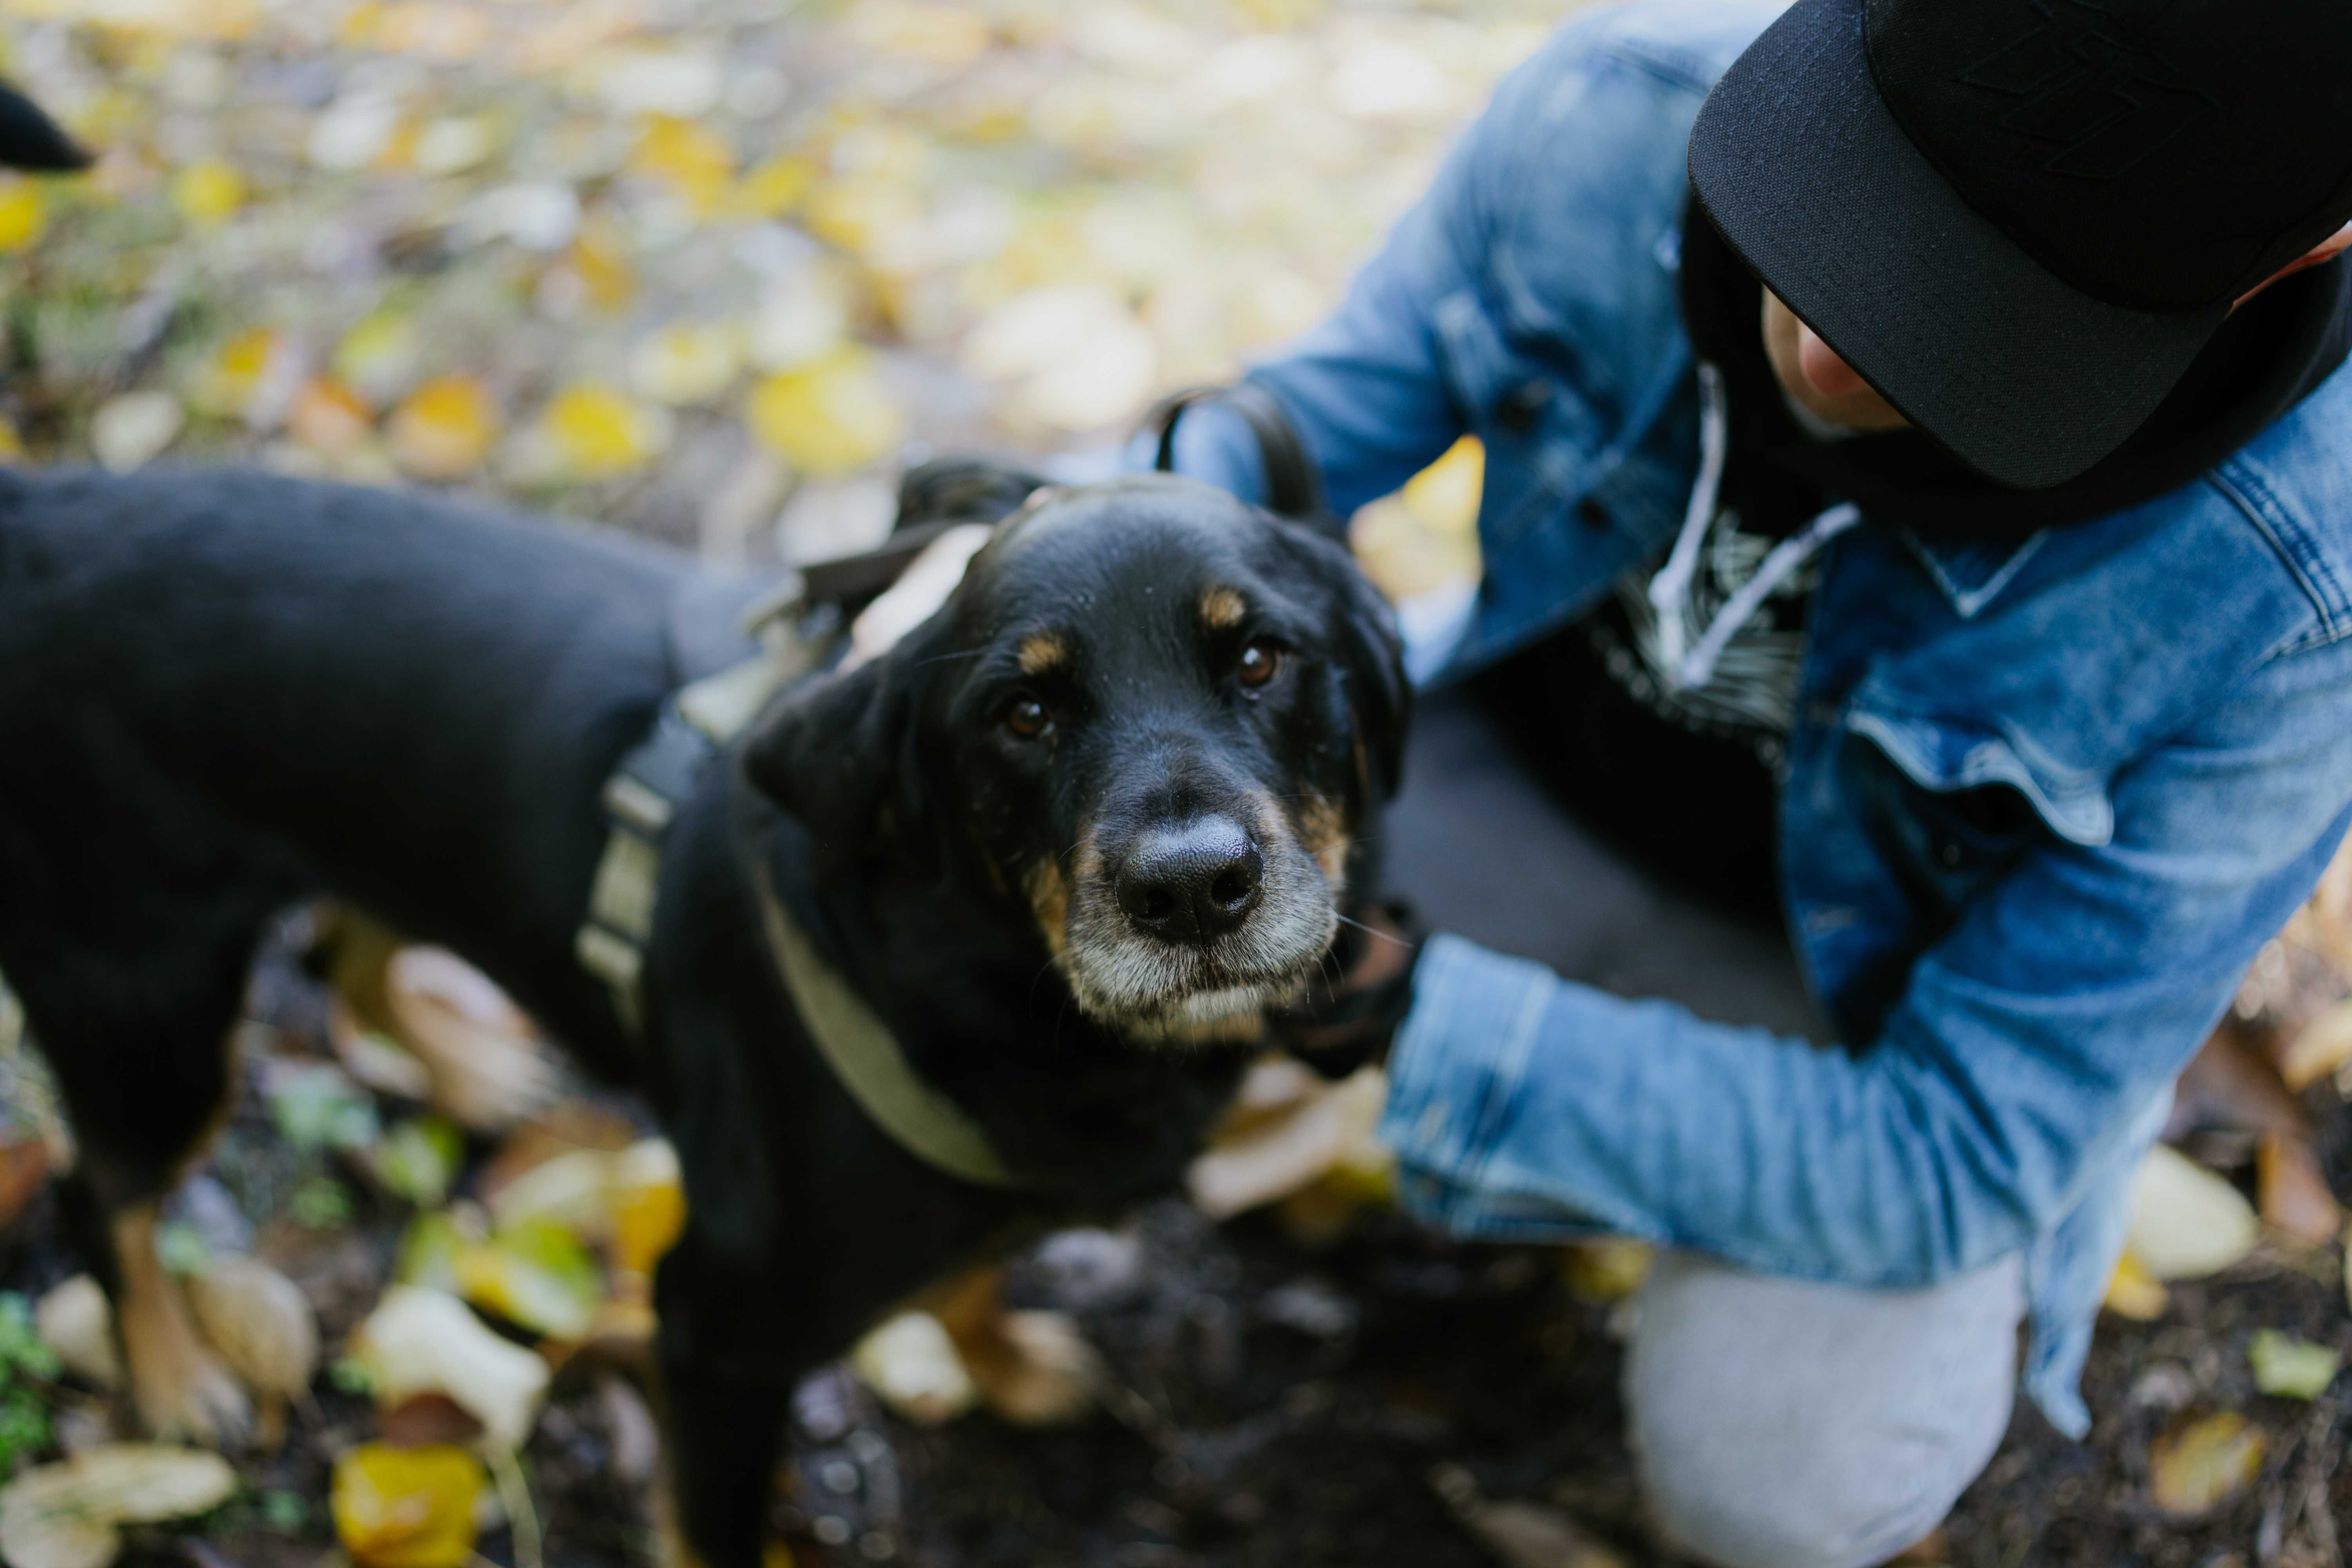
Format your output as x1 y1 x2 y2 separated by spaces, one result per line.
0 439 1406 1559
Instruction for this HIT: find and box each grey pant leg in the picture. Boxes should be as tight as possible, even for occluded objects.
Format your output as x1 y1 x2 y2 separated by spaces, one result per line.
1626 1252 2024 1568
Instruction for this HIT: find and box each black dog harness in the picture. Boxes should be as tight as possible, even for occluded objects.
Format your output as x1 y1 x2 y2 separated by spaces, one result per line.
574 575 1027 1189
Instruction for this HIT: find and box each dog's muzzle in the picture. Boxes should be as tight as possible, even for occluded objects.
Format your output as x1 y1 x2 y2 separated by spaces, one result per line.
1059 803 1337 1041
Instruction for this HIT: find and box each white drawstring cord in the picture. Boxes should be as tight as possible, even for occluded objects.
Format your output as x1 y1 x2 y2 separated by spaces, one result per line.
1646 361 1729 671
1671 502 1860 691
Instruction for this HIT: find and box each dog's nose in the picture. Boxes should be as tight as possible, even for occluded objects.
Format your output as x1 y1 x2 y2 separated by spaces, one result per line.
1116 817 1264 943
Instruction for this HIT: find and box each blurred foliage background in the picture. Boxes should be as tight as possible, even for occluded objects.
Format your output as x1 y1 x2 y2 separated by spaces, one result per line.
0 0 1526 591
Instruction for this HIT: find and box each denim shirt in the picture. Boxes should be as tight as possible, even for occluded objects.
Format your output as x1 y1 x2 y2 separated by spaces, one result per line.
1156 0 2352 1436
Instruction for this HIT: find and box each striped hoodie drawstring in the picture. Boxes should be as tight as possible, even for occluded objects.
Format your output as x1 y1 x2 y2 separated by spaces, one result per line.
1646 361 1861 693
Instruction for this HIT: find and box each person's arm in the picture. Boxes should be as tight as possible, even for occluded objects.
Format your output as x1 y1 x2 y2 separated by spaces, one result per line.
1377 638 2352 1287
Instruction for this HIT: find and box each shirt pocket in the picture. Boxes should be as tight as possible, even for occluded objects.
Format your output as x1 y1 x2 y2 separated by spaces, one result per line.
1840 698 2111 920
1431 287 1605 549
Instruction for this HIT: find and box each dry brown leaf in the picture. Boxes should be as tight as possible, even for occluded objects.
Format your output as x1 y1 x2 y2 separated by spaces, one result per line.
1428 1465 1625 1568
33 1277 119 1392
383 948 554 1132
0 1131 53 1234
183 1258 318 1451
0 1445 237 1568
1188 1067 1389 1220
2255 1128 2341 1245
2276 997 2352 1091
349 1287 549 1451
849 1312 978 1426
2125 1145 2259 1281
2148 1410 2266 1521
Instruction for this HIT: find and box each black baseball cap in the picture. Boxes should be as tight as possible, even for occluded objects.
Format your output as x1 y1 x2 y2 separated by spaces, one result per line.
1688 0 2352 489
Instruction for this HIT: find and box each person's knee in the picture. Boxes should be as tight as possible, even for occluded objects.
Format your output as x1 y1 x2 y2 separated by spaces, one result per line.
1625 1252 2023 1568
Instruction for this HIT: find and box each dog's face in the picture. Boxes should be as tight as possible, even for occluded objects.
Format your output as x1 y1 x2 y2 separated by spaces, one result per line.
748 475 1408 1043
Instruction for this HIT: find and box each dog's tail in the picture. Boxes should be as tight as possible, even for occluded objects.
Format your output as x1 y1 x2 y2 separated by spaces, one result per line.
0 82 90 172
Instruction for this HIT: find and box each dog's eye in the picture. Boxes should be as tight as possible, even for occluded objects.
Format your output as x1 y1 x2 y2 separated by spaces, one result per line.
1235 639 1283 689
1003 694 1053 740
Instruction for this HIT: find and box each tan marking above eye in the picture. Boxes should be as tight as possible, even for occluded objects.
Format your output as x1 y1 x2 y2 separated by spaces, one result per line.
1016 633 1068 677
1199 586 1247 630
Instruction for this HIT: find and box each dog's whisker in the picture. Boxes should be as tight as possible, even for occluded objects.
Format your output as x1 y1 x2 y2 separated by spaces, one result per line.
1332 911 1410 947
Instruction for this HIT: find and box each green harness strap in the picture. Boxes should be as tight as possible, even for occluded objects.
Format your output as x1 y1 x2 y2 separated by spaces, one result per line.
575 599 1028 1190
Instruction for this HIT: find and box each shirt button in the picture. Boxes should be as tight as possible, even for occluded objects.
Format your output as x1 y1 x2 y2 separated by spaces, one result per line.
1577 497 1611 530
1938 840 1963 868
1494 378 1550 433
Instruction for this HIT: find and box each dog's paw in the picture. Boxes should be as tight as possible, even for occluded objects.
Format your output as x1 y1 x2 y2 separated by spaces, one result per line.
968 1308 1105 1427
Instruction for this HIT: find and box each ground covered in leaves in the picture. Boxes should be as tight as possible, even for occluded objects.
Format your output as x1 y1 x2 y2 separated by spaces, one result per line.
0 0 2345 1564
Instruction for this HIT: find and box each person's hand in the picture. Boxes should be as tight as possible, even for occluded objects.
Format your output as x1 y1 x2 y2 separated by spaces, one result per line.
1268 900 1423 1078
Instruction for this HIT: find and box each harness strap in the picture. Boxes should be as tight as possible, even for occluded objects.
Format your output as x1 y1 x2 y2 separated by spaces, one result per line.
1144 381 1328 524
575 587 1030 1189
743 849 1023 1188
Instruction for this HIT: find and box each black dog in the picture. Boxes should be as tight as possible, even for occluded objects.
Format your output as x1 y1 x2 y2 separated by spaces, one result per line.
0 445 1406 1560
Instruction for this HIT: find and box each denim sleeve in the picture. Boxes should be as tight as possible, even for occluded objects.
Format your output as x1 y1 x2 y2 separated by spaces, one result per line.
1379 635 2352 1288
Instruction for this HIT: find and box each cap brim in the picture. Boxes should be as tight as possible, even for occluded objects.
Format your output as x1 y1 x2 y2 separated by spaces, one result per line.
1688 0 2228 489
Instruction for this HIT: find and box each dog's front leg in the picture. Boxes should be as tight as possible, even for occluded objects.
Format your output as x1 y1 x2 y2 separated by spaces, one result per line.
652 1239 798 1568
655 1360 792 1568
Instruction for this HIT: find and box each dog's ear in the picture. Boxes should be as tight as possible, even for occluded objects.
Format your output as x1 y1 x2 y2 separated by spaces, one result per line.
1332 555 1412 802
895 456 1055 531
0 83 89 171
742 645 935 873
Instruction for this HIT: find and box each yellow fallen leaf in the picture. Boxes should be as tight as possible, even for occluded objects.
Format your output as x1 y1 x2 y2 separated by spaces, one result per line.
0 1445 236 1568
332 312 420 407
350 1287 549 1450
487 1147 612 1237
535 381 668 479
610 1137 685 1279
170 160 243 228
0 415 22 462
454 1219 603 1341
630 321 741 406
745 347 905 475
554 227 635 314
2125 1144 2259 1281
331 1444 481 1568
2148 1410 2266 1520
2249 1329 2342 1401
726 154 817 221
1403 436 1486 538
185 327 286 422
1561 1238 1656 1304
631 115 733 214
802 179 924 260
387 376 497 481
0 180 44 253
2102 1250 2169 1321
